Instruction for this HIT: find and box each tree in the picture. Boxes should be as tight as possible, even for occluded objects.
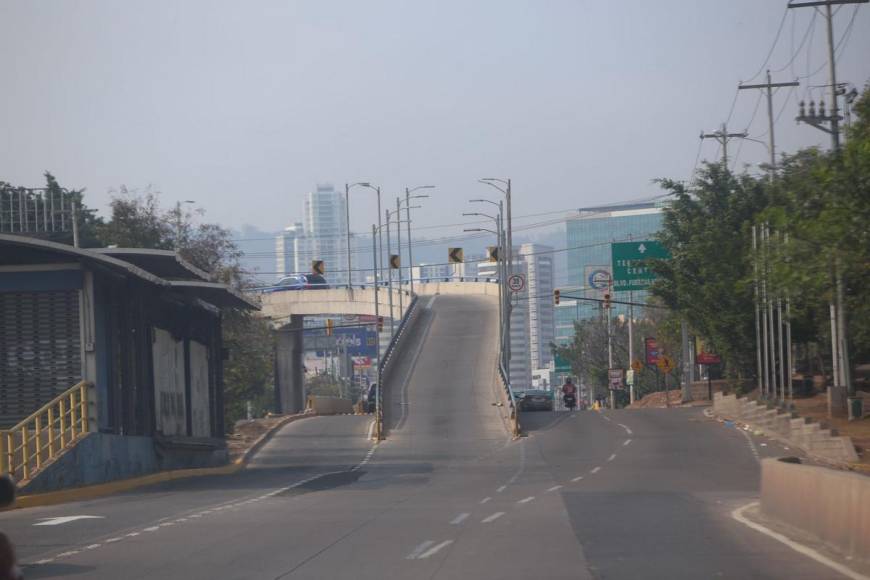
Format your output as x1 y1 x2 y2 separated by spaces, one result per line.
97 186 173 249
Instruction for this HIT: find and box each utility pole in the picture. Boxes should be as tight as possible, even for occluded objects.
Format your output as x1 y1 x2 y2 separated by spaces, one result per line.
405 188 414 295
606 278 614 410
738 71 799 173
385 209 395 337
628 290 635 405
371 224 383 440
700 123 748 169
789 0 866 400
395 198 404 316
752 226 765 396
344 183 353 289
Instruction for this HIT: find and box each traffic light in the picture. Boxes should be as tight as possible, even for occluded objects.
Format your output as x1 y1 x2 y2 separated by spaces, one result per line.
377 316 384 332
553 289 560 305
603 292 611 309
326 319 334 337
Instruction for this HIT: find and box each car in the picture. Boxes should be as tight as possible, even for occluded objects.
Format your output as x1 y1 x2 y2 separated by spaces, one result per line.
517 389 554 412
363 383 378 413
302 273 329 289
263 275 305 293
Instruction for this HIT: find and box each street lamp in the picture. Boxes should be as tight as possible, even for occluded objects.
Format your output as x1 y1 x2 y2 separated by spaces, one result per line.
403 185 435 294
385 208 417 334
354 183 383 292
345 182 371 288
397 194 429 297
478 178 512 274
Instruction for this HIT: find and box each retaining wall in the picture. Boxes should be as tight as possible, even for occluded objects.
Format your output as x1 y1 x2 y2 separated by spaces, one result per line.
761 458 870 565
713 392 858 463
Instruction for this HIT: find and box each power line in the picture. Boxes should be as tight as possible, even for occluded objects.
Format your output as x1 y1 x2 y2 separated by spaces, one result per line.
743 6 791 83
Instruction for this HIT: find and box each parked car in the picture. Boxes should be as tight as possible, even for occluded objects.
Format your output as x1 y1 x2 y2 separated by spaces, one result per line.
517 389 554 412
263 275 305 293
302 273 329 289
363 383 378 413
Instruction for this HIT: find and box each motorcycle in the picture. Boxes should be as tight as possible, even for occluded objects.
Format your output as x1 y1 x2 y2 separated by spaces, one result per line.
563 393 577 411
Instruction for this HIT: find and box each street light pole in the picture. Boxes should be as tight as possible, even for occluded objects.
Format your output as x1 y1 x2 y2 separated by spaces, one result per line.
371 224 382 440
385 209 395 337
395 198 404 316
403 185 435 295
345 183 353 288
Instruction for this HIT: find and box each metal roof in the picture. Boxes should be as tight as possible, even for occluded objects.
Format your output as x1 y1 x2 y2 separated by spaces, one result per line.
91 248 212 281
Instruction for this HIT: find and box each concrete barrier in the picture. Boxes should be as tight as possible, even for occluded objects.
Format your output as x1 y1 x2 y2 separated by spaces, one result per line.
713 393 859 463
305 396 354 415
760 458 870 565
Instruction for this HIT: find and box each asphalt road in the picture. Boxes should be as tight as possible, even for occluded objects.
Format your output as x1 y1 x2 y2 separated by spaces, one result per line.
0 294 848 579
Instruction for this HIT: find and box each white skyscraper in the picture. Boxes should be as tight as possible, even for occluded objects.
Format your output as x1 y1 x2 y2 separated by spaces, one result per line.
275 222 304 280
520 243 555 370
300 184 350 285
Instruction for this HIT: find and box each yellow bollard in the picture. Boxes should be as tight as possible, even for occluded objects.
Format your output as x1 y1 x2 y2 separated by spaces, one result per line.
59 398 67 447
48 407 56 459
35 416 42 470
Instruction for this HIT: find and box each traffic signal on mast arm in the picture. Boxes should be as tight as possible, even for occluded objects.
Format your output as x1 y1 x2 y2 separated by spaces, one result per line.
377 316 384 332
326 319 334 337
554 289 560 305
603 292 612 309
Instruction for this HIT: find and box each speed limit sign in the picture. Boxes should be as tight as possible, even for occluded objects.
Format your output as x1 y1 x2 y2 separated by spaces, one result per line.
508 274 525 293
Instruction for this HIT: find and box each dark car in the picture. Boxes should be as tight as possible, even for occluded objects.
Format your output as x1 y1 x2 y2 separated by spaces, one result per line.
364 383 378 413
302 273 329 289
518 389 554 412
263 275 305 293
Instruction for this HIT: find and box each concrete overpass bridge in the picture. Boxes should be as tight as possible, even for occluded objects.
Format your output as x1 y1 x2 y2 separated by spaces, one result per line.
253 280 507 419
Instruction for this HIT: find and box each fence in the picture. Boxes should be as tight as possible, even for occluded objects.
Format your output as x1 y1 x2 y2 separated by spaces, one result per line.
0 381 91 482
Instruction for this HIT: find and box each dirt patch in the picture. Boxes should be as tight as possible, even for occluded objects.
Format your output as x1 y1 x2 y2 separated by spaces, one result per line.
629 390 710 409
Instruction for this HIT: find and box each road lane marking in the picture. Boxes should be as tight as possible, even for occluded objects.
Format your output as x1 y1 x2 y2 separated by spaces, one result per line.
590 466 601 474
57 550 80 558
602 415 613 422
480 497 492 504
35 558 55 564
104 537 123 543
84 544 101 550
732 502 869 580
517 496 535 504
418 540 454 559
547 485 563 492
450 513 470 525
618 423 633 435
406 540 436 560
496 485 507 493
623 439 632 446
571 476 584 482
125 532 140 538
143 526 160 532
481 512 505 523
426 295 437 309
607 454 617 462
34 515 105 526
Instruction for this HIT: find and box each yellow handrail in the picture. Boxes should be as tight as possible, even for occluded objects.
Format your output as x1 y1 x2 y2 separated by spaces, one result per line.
0 381 91 483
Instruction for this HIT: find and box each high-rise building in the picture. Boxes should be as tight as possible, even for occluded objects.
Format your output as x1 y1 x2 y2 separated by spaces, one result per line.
300 184 350 286
275 222 304 280
478 257 532 388
564 201 665 325
519 243 555 369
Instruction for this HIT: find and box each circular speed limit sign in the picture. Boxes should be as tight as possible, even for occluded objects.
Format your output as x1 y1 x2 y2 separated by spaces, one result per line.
508 274 525 293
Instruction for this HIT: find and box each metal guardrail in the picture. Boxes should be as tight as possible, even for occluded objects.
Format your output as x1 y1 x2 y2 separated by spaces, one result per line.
499 362 521 437
380 294 420 377
0 381 91 482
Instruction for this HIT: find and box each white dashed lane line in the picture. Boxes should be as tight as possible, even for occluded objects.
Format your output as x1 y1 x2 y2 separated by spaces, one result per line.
418 540 454 559
480 497 492 504
517 496 535 504
449 513 470 525
546 485 563 493
607 454 617 462
481 512 505 524
623 439 632 446
590 466 601 474
618 423 633 435
406 541 436 560
496 485 507 493
571 476 584 482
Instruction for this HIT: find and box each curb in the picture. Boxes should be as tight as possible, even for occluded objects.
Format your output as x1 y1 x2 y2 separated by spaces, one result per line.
8 413 313 511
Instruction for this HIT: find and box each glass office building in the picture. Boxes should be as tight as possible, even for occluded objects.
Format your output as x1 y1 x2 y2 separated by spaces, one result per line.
561 201 666 335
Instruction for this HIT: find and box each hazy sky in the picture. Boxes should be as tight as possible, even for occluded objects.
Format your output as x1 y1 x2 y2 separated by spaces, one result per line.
2 1 868 238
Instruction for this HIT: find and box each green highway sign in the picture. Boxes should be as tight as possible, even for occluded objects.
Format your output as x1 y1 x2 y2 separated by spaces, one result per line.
611 241 670 292
554 352 571 374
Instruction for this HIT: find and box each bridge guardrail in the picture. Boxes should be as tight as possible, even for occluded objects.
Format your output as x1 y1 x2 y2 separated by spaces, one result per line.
499 362 521 438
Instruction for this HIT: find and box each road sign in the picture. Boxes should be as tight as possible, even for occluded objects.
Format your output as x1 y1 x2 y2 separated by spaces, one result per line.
609 368 624 390
657 355 675 374
695 336 722 365
626 369 635 386
555 352 571 374
311 260 325 275
611 241 670 292
507 274 525 293
390 254 400 269
644 337 660 365
631 359 643 372
487 246 499 262
448 247 464 263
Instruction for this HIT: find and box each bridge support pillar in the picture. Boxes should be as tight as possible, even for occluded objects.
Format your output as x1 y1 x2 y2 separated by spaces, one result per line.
275 315 305 414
